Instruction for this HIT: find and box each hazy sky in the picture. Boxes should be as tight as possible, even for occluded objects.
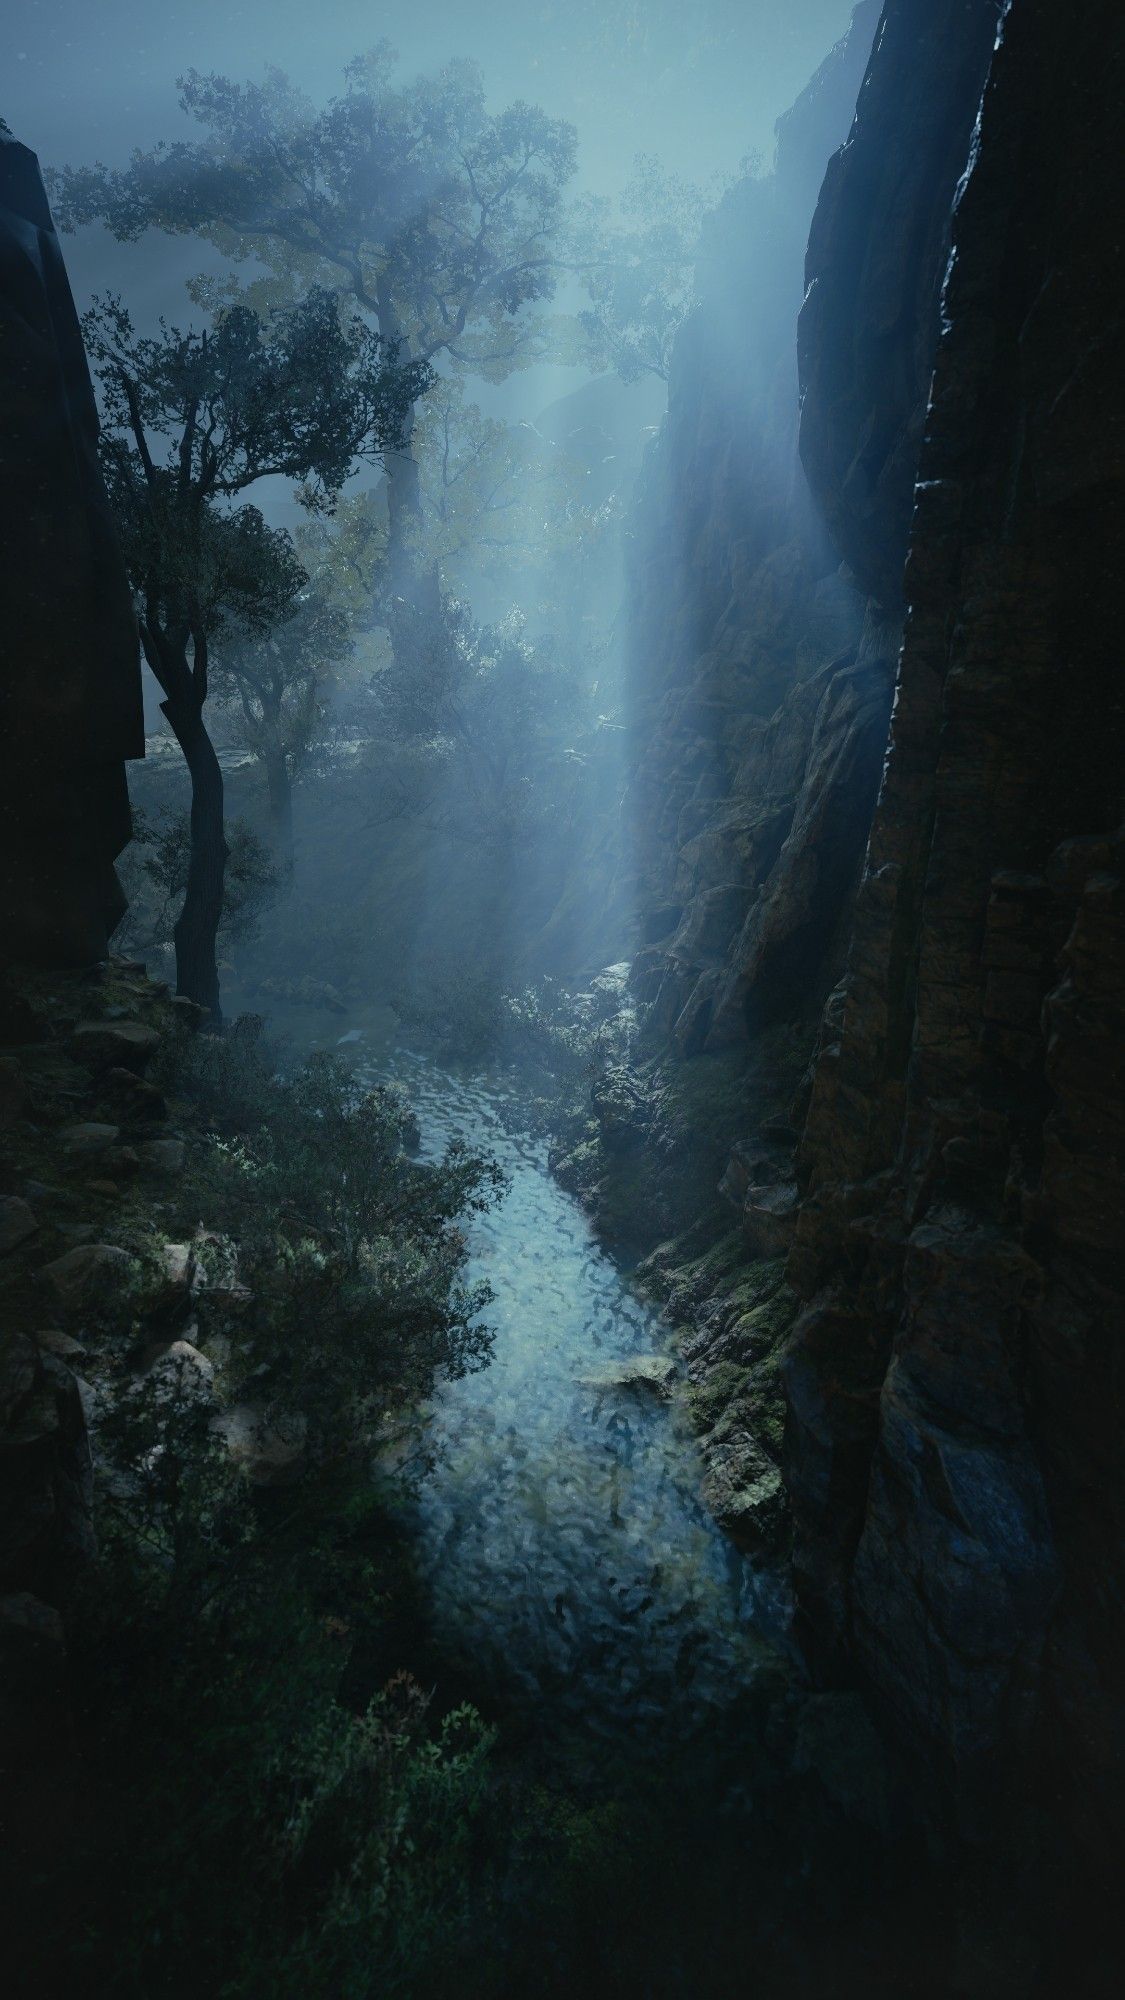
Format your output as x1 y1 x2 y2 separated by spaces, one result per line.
5 1 858 194
3 0 861 435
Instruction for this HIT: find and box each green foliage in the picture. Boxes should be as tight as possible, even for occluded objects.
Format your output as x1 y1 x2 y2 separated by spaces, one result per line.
85 287 425 668
162 1027 506 1427
408 377 603 593
85 285 426 679
42 1018 515 1995
85 288 425 515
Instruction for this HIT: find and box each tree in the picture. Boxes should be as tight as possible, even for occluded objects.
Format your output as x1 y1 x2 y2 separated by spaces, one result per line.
85 287 423 1017
572 156 711 383
116 808 280 962
211 588 351 858
371 595 585 845
51 48 578 610
297 378 594 624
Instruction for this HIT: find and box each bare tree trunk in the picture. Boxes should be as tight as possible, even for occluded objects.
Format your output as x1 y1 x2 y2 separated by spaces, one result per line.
143 626 228 1023
162 690 228 1022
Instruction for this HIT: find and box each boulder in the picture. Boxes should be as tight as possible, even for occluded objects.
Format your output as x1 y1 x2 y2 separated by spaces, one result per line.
34 1330 86 1362
578 1353 677 1398
0 1196 37 1257
42 1241 132 1311
140 1339 214 1403
58 1122 119 1158
741 1182 800 1259
69 1020 160 1071
213 1404 307 1485
130 1240 198 1323
105 1066 167 1122
169 995 210 1032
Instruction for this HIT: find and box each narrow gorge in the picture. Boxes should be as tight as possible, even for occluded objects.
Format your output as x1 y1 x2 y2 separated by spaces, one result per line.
2 1 1122 1992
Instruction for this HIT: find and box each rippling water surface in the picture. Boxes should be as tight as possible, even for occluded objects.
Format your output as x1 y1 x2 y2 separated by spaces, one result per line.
361 1050 774 1741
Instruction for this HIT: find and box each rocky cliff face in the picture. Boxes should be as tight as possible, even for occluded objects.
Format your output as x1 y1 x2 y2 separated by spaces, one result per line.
625 0 884 1062
797 0 1002 612
0 133 142 972
623 0 1122 1877
785 0 1124 1852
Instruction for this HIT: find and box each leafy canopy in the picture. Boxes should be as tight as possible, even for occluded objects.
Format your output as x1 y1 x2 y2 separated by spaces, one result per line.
53 46 578 378
84 286 426 676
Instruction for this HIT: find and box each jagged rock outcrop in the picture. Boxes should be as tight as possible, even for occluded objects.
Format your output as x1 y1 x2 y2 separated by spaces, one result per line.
797 0 1001 610
625 1 886 1056
0 132 142 969
785 0 1125 1858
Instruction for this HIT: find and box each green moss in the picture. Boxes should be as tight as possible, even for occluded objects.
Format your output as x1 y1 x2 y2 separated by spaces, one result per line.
672 1246 797 1495
688 1356 754 1432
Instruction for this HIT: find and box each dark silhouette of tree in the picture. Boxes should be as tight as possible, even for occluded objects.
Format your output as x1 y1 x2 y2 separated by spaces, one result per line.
85 288 424 1016
52 48 577 612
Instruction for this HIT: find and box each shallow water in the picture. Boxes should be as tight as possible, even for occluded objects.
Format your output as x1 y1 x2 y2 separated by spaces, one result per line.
363 1049 776 1743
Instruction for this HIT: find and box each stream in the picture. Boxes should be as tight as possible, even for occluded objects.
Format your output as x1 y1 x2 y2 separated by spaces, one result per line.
361 1047 780 1748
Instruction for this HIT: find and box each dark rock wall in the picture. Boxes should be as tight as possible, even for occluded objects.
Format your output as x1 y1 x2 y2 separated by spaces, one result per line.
0 134 142 970
797 0 1001 611
625 0 1122 1852
624 1 885 1057
785 0 1124 1840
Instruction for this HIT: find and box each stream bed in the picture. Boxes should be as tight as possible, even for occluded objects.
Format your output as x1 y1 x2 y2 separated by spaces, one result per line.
362 1048 781 1748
